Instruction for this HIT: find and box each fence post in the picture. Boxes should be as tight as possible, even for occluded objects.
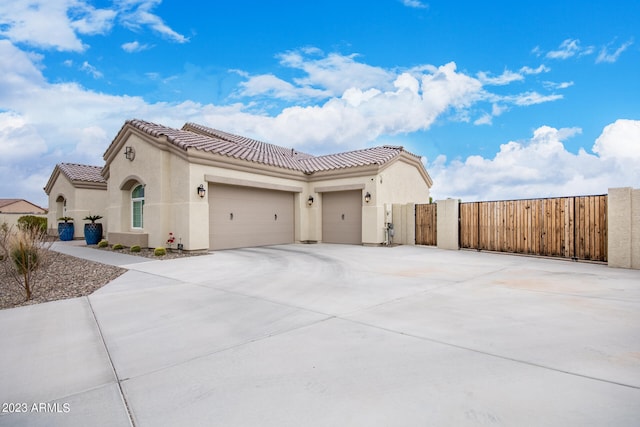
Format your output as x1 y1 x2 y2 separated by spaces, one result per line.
608 187 640 269
437 199 460 250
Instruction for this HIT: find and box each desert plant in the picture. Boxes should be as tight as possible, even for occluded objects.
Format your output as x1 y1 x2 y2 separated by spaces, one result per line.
97 240 109 248
58 216 73 223
11 244 39 278
130 245 141 253
83 215 103 223
154 247 167 256
17 215 47 233
112 243 124 250
0 225 54 301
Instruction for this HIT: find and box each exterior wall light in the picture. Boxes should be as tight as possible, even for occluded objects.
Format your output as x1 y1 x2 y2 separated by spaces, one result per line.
124 146 135 161
197 184 206 198
364 192 372 203
307 195 314 206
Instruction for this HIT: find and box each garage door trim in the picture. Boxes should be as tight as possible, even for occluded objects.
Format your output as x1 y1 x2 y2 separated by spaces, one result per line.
206 174 302 193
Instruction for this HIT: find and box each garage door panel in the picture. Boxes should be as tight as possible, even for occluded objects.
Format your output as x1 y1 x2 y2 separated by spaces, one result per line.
209 184 294 250
322 190 362 244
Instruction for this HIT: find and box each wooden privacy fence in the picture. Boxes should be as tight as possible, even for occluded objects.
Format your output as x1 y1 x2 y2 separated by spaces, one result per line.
459 195 607 262
415 203 437 246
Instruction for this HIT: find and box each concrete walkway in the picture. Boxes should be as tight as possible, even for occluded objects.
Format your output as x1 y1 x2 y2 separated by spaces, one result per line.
1 243 639 426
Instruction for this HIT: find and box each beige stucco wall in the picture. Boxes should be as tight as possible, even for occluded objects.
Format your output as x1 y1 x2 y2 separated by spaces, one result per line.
391 203 416 245
437 199 460 250
46 173 107 239
608 187 640 269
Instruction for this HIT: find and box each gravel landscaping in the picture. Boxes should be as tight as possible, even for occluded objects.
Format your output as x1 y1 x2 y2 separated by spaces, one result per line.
0 245 205 310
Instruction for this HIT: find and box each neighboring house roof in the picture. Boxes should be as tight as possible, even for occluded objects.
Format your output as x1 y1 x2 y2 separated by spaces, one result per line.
108 119 430 182
0 199 47 213
44 163 107 195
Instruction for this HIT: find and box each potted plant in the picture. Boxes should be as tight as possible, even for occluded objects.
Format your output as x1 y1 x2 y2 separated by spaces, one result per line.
57 217 74 241
83 215 103 245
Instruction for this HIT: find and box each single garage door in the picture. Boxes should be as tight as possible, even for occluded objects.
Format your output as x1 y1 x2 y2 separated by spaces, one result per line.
209 184 294 250
322 190 362 244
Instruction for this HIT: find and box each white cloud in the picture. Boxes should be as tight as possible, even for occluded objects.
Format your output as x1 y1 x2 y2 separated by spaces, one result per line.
477 69 524 85
520 64 550 75
478 65 549 86
237 73 330 100
0 112 48 160
428 122 640 201
400 0 428 8
277 50 396 96
122 40 151 52
544 81 574 90
546 39 594 60
501 91 563 106
70 3 117 35
596 39 634 63
0 0 90 51
117 0 188 43
80 61 103 78
592 119 640 161
0 0 185 52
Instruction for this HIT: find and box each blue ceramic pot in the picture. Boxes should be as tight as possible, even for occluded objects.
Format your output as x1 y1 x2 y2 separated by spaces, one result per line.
84 223 103 245
58 222 74 241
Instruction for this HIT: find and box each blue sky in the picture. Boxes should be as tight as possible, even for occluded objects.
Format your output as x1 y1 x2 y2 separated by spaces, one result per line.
0 0 638 208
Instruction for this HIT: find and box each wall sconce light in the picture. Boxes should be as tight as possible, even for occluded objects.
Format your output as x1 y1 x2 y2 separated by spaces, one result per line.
364 192 372 203
124 146 135 161
307 195 314 206
197 184 206 198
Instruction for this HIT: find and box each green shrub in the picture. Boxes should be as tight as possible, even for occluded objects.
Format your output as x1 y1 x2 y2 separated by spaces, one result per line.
112 243 124 250
17 216 47 233
130 245 141 253
97 240 109 248
154 247 167 256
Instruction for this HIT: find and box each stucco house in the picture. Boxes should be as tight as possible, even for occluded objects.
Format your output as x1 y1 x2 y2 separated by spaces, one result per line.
44 119 432 250
0 199 47 229
99 119 432 251
43 163 107 239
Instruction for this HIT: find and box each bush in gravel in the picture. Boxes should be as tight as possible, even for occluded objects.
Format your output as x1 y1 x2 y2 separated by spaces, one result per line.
0 224 54 301
97 240 108 248
154 247 167 256
130 245 141 253
17 215 47 234
112 243 124 250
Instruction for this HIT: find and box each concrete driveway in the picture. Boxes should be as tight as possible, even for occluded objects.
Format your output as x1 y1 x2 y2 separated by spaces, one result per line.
1 244 639 426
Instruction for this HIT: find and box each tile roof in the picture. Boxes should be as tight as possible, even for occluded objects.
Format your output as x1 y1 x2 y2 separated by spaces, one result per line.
58 163 106 183
124 119 420 174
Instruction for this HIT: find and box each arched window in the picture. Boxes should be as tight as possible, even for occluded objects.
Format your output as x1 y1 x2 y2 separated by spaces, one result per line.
131 185 145 229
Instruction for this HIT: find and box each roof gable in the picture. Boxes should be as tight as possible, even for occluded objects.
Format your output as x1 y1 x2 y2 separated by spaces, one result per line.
44 163 106 195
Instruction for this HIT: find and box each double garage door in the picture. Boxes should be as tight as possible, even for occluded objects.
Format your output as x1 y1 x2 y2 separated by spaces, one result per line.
208 185 363 250
209 184 294 250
